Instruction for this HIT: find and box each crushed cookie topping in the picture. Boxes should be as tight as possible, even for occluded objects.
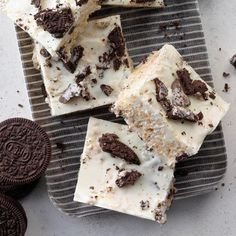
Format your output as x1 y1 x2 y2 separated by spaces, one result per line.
140 200 150 210
108 26 125 58
176 68 208 99
115 170 142 188
57 45 84 73
59 83 81 104
75 66 91 84
153 78 199 122
34 8 74 38
100 84 113 96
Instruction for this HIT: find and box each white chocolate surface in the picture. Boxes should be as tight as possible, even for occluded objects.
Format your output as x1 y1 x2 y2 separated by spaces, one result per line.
35 15 133 116
0 0 100 57
74 117 174 223
113 44 230 166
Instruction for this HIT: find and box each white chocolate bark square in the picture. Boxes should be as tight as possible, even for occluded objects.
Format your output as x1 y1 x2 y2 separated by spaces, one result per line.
34 15 133 116
74 117 174 224
102 0 165 8
113 44 229 166
0 0 100 57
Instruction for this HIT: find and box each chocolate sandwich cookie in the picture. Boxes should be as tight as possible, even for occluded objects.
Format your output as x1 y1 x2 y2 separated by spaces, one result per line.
0 118 51 191
0 179 40 200
0 193 27 236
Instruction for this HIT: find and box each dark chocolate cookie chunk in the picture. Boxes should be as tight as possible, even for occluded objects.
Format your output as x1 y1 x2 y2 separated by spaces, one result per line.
31 0 41 8
177 68 208 98
34 8 74 38
166 106 198 122
57 45 84 73
0 118 51 187
99 133 140 165
108 26 125 58
154 78 168 102
115 170 142 188
100 84 113 96
0 193 27 236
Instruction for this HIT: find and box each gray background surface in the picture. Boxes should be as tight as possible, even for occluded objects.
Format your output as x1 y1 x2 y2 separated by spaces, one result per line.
0 1 236 235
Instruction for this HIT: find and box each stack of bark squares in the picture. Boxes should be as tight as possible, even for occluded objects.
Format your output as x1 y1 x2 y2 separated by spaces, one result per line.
0 0 229 223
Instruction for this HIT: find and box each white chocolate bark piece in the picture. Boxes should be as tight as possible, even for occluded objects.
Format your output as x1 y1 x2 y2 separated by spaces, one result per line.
34 15 133 116
74 117 174 224
102 0 165 8
0 0 100 57
113 44 229 166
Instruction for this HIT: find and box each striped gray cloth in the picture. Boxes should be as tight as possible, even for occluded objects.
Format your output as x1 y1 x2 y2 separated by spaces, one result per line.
15 0 227 217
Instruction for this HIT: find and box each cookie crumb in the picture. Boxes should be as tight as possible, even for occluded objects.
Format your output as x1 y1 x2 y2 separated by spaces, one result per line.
223 72 230 78
18 104 23 108
223 83 230 93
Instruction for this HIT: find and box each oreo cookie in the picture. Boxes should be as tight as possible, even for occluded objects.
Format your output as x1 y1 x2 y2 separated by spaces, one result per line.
0 179 39 200
0 193 27 236
0 118 51 198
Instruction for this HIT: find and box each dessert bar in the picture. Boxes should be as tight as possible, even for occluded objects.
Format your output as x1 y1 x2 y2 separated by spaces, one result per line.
113 44 229 166
74 117 175 224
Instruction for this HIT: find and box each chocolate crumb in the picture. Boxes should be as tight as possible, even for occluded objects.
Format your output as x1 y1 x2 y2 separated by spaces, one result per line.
181 131 186 135
40 84 47 99
155 210 164 223
92 79 97 84
115 170 142 188
75 0 89 6
100 84 113 96
177 68 208 98
40 48 51 58
34 8 74 38
223 83 230 93
223 72 230 78
140 200 150 210
57 45 84 73
230 54 236 69
176 153 188 162
113 58 122 71
108 26 125 57
208 124 214 128
99 133 140 165
89 186 94 190
196 111 204 121
158 166 164 171
153 78 168 102
75 66 91 84
31 0 41 8
18 104 23 108
209 92 216 100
